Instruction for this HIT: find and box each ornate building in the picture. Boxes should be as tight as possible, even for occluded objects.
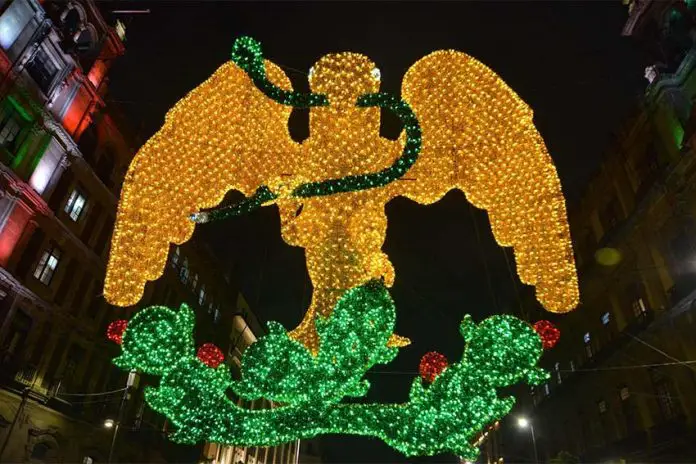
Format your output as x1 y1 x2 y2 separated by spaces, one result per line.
528 1 696 461
0 1 269 462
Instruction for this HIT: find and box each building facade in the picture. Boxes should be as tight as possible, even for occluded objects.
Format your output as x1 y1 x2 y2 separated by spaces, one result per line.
529 1 696 462
0 1 272 462
200 299 322 464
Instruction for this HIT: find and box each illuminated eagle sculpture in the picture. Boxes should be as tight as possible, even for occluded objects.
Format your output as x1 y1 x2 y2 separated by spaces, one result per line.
104 37 578 352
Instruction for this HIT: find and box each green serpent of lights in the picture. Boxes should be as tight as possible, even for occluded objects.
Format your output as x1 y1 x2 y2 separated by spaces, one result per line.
190 37 422 224
111 280 548 460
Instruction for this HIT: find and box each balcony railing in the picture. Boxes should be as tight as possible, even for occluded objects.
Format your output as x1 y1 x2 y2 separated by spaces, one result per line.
14 363 37 385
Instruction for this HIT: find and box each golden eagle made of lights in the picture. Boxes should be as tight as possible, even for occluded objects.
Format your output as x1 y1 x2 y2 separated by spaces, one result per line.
104 37 579 352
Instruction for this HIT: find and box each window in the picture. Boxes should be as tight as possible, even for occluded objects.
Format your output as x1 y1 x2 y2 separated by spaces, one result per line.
115 19 126 40
214 307 220 324
584 332 593 359
0 107 21 150
64 189 87 221
0 0 33 49
554 362 562 384
601 312 611 325
655 380 678 419
30 443 51 460
0 311 31 360
632 297 647 317
63 344 85 382
171 246 180 268
33 245 61 285
570 360 575 372
620 386 630 401
199 284 206 305
26 45 60 94
179 257 189 284
598 400 607 414
190 272 198 291
543 383 550 396
600 198 621 233
650 369 680 420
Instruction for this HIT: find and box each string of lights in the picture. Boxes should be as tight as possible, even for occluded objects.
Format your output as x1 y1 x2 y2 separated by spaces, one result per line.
56 387 128 397
369 359 696 375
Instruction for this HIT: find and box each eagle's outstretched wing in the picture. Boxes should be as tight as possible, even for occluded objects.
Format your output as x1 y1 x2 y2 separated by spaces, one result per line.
105 60 299 307
397 51 578 312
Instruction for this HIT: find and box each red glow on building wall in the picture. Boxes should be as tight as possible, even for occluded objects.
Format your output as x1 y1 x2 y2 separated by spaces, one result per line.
0 203 31 266
62 88 91 137
88 60 107 89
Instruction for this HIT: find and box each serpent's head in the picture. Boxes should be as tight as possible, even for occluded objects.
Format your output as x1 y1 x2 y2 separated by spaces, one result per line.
310 53 380 106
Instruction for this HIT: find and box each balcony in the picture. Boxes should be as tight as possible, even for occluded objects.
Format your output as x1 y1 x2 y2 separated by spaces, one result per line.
14 363 37 385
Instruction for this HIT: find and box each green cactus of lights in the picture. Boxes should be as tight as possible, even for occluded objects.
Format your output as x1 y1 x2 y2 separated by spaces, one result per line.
112 280 547 459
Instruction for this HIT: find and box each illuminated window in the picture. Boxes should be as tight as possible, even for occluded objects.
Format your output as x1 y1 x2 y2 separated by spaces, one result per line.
620 386 630 401
584 332 591 344
64 189 87 221
598 400 607 414
213 307 220 324
190 272 198 291
198 284 206 305
26 45 59 94
29 138 62 194
632 298 647 317
543 383 550 396
601 312 611 325
0 0 33 50
115 19 126 41
33 245 61 285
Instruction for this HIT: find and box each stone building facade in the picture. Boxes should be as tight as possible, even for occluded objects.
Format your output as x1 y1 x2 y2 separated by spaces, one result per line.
528 1 696 462
0 1 267 462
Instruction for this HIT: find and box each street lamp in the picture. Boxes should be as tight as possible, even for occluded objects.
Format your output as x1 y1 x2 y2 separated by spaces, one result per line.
516 416 539 463
103 419 115 429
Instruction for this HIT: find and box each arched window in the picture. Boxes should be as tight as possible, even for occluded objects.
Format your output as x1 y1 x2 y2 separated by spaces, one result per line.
61 8 81 38
30 440 58 462
179 257 189 284
74 28 94 53
31 442 50 459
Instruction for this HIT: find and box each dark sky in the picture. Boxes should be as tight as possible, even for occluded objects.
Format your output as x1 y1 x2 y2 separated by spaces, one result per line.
104 2 646 462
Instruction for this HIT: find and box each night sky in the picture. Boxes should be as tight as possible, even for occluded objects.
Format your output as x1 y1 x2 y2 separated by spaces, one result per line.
103 2 647 462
